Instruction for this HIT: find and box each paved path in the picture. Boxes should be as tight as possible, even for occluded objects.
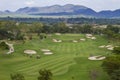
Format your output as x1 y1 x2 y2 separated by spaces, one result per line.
5 42 14 54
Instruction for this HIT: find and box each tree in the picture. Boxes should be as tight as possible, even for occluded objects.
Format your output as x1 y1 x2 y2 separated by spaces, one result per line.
107 25 120 33
10 73 25 80
32 22 43 35
110 69 120 80
103 25 120 40
39 33 47 40
53 22 68 33
113 46 120 54
38 69 52 80
82 24 93 33
102 55 120 80
0 42 9 50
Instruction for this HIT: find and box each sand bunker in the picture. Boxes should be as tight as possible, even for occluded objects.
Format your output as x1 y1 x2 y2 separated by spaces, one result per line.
88 55 106 60
99 44 115 50
5 42 14 54
44 52 53 55
86 34 96 40
41 49 50 52
106 45 114 50
107 47 114 50
53 39 62 42
55 33 61 35
73 40 78 43
99 45 114 50
105 45 112 48
91 37 96 40
99 45 106 48
80 38 86 41
24 50 37 55
86 34 93 37
41 49 53 55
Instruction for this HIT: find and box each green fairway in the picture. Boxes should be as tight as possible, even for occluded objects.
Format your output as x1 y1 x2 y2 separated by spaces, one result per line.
0 34 116 80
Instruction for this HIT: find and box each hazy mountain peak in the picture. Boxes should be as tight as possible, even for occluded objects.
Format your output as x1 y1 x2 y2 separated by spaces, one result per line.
4 10 11 13
63 4 87 9
15 4 89 14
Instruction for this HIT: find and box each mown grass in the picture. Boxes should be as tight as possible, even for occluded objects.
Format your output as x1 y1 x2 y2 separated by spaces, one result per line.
0 34 115 80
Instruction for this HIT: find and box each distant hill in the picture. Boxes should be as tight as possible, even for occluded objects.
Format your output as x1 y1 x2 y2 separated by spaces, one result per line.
15 4 97 17
15 4 89 13
0 10 12 14
98 9 120 18
4 10 11 13
0 4 120 18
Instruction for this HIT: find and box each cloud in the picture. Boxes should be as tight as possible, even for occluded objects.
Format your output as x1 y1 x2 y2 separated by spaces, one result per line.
25 1 35 5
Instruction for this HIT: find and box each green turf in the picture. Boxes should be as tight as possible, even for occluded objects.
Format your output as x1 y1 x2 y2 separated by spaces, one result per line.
0 34 117 80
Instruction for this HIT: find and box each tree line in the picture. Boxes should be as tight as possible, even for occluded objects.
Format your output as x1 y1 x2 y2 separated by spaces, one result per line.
0 21 120 41
1 17 120 24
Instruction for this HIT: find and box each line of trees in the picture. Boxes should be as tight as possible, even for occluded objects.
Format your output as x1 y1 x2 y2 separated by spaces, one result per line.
1 17 120 24
0 21 120 41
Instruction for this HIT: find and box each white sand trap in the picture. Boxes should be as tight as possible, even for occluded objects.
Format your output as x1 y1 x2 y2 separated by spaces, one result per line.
41 49 53 55
44 52 53 55
99 44 114 50
105 45 114 50
88 55 106 60
80 38 86 41
41 49 50 52
106 45 113 48
86 34 93 37
55 33 61 35
53 39 62 42
86 34 96 40
91 37 96 40
53 39 57 42
99 45 105 48
107 47 114 50
57 40 62 42
86 36 91 39
24 50 37 55
73 40 78 43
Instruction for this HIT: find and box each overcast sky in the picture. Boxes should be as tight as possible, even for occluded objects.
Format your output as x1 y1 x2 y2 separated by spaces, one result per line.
0 0 120 12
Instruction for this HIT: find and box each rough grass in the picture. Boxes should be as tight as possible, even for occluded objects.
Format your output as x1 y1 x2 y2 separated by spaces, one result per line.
0 34 115 80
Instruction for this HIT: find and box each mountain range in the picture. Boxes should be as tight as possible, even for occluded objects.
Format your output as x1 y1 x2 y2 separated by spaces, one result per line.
0 4 120 18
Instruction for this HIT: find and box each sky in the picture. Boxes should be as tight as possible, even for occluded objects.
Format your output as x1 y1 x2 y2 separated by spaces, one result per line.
0 0 120 12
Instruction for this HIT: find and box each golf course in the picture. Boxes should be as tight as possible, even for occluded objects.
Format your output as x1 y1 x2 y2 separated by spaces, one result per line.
0 33 118 80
